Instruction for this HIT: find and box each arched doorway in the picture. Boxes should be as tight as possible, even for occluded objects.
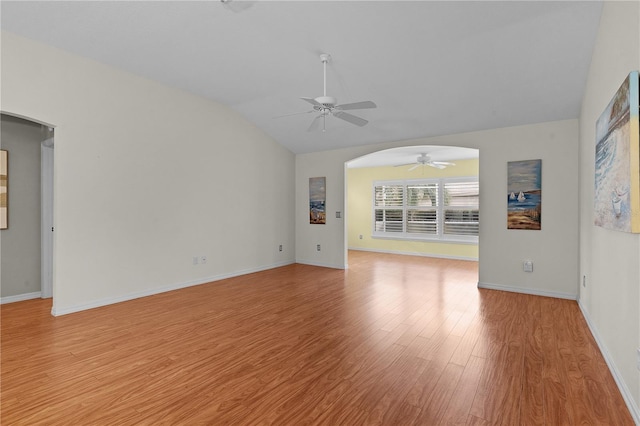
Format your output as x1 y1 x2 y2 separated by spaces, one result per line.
345 145 479 267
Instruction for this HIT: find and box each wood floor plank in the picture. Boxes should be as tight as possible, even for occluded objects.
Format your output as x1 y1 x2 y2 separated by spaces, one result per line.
519 295 544 425
449 315 482 367
541 297 575 425
414 362 465 425
361 352 427 423
439 355 485 425
404 357 449 409
1 251 633 425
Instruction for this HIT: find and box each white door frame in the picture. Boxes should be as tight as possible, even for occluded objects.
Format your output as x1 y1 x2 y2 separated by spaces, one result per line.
41 138 54 298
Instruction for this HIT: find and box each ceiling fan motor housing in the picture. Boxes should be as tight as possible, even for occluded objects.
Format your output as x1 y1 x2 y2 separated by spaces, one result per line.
315 96 336 109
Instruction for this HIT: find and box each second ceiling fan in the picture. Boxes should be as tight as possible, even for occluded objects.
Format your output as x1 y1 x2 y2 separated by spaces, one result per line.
396 153 456 171
284 53 377 132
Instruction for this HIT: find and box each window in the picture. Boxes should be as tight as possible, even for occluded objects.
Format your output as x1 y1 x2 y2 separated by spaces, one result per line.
406 183 438 235
373 177 479 242
374 185 403 232
443 180 479 237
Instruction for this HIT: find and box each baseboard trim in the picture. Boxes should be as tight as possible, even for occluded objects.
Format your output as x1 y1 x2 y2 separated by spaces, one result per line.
294 259 346 270
1 291 42 304
348 247 478 262
578 300 640 424
51 261 295 317
477 282 577 300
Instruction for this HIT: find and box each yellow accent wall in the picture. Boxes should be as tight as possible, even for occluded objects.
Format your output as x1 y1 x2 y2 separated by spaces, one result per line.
347 158 479 260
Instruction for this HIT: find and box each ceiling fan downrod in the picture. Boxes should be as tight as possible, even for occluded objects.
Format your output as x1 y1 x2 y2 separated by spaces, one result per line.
315 54 335 109
320 53 330 97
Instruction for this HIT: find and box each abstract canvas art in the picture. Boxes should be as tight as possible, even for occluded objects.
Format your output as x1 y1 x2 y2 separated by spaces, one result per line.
309 177 326 224
594 71 640 233
1 150 7 230
507 159 542 230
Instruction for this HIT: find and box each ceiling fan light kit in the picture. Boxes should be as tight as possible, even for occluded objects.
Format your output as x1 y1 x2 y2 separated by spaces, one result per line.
279 53 377 132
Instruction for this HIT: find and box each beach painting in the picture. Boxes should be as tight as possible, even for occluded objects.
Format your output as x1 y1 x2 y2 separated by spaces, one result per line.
507 159 542 230
309 177 326 224
594 71 640 233
0 150 6 230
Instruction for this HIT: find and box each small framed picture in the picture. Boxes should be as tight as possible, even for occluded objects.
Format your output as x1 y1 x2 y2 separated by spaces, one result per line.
1 149 7 230
507 159 541 230
309 177 326 224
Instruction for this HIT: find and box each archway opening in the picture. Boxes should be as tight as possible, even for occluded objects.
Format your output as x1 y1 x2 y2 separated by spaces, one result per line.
344 145 479 279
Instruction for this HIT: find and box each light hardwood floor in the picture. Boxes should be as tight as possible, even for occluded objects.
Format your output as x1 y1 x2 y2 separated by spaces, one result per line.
1 251 634 425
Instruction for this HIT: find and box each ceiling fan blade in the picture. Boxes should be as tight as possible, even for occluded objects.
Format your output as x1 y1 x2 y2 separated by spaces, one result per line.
431 161 456 166
273 110 314 119
301 97 323 107
221 0 255 13
408 164 420 171
307 115 322 132
394 162 416 167
427 163 447 169
333 111 368 127
336 101 377 111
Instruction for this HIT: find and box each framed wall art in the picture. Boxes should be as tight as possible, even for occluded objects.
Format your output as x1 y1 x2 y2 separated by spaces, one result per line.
1 149 7 230
594 71 640 233
507 159 542 230
309 177 326 224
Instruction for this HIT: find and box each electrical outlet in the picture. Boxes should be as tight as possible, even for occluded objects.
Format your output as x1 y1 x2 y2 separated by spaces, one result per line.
200 256 207 264
335 211 341 218
636 348 640 371
317 244 321 251
359 234 363 240
192 256 198 265
523 260 533 272
279 244 283 252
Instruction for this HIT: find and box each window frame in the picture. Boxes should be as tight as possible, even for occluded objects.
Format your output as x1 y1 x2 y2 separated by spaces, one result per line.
372 176 479 244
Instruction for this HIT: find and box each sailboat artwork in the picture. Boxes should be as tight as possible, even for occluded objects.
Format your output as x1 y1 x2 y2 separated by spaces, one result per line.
309 177 326 224
507 159 542 230
594 71 640 233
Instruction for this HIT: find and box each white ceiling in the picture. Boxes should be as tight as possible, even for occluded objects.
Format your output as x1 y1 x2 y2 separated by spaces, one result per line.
1 1 602 159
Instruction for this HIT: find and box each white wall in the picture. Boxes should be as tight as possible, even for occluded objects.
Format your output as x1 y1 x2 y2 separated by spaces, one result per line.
1 32 296 315
0 115 43 299
296 119 580 299
578 1 640 420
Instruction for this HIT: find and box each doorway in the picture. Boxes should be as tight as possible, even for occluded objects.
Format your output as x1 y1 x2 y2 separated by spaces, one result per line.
344 145 480 267
0 113 54 303
41 137 54 298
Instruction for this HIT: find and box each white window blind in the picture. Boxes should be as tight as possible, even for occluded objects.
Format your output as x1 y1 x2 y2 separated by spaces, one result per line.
406 183 438 235
374 185 404 232
373 177 478 242
443 180 479 236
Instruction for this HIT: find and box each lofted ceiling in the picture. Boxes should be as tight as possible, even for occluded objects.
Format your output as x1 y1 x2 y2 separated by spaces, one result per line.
1 1 602 160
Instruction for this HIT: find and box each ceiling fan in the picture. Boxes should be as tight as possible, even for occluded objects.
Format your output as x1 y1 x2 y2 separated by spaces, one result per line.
220 0 255 13
396 153 456 171
279 54 377 132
